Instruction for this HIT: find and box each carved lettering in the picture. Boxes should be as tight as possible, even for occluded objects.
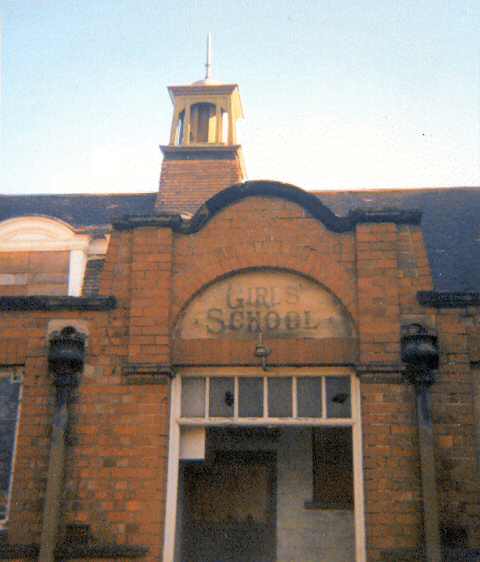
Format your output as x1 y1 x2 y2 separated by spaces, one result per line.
285 311 301 330
265 311 281 331
255 287 270 308
226 286 243 309
206 308 225 334
271 287 281 307
229 310 244 331
286 285 300 305
178 271 352 340
304 310 320 330
246 310 261 333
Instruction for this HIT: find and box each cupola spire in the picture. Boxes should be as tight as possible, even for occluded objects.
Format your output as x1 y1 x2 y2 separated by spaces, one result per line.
205 32 213 82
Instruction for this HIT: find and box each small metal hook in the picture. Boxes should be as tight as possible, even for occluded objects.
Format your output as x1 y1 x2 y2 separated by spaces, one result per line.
254 331 272 371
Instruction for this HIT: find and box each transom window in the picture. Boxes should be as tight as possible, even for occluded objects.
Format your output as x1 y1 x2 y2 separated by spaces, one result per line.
180 374 352 422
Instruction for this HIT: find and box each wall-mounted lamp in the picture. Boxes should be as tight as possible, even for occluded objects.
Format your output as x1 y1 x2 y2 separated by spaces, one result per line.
48 326 86 396
255 331 271 371
401 323 439 387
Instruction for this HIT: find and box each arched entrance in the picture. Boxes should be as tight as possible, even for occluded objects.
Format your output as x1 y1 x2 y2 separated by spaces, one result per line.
164 269 365 562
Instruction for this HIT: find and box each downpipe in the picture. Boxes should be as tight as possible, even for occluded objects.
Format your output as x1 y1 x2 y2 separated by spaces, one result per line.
39 327 85 562
402 325 441 562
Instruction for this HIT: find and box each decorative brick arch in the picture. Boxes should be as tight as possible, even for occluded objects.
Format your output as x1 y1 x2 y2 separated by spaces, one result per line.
171 264 358 366
172 249 356 330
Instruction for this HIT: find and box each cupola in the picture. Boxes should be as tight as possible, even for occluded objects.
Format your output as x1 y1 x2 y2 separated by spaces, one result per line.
167 35 243 147
168 82 243 146
156 35 246 215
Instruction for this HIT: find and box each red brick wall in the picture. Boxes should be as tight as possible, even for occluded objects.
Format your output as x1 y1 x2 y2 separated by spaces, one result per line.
0 251 69 296
433 309 480 547
361 383 421 559
2 192 480 561
3 228 171 559
355 222 428 560
156 153 244 214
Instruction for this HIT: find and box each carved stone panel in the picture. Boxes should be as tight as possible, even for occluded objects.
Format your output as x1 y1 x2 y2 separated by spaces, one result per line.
176 270 353 340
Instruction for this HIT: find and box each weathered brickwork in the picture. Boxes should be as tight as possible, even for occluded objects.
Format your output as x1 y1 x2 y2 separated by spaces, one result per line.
356 223 401 365
82 259 105 297
128 228 172 365
361 383 422 561
433 309 480 547
0 226 172 558
0 251 69 296
1 186 480 562
172 196 356 327
156 152 244 215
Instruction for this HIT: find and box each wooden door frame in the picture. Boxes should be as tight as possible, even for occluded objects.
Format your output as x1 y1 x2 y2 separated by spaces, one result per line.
163 367 366 562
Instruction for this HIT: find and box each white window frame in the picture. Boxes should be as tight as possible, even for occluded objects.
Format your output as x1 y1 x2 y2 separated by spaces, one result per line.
163 366 366 562
0 367 23 529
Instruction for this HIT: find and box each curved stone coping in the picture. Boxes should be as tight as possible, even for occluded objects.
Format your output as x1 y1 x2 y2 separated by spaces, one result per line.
115 180 422 234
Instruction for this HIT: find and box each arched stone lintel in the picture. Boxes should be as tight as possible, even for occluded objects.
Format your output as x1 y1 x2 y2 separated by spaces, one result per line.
173 267 357 341
173 255 356 330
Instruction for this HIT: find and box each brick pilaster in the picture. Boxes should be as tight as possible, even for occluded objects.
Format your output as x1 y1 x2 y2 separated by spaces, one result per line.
356 223 401 364
128 227 172 365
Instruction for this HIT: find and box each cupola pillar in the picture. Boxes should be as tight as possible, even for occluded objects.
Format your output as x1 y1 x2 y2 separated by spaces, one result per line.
155 36 246 215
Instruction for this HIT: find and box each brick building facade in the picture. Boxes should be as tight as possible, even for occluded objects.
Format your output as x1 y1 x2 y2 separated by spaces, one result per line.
1 67 480 562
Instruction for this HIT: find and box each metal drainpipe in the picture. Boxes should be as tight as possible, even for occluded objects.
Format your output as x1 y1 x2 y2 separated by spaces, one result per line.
39 328 85 562
472 366 480 472
414 374 442 562
402 326 441 562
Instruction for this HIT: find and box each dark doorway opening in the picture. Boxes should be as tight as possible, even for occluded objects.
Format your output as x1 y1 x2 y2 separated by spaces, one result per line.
181 449 276 562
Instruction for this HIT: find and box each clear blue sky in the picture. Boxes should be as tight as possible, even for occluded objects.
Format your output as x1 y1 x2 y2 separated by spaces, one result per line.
1 0 479 194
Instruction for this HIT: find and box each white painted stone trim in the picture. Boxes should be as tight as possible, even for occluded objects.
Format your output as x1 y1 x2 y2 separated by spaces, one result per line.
352 375 367 562
68 249 88 296
163 376 181 562
0 216 90 252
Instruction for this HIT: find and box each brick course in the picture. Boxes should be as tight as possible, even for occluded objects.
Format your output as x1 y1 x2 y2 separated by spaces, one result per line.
155 150 244 215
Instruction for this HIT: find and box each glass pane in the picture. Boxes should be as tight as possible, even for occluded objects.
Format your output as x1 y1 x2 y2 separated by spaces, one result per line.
268 378 292 418
210 378 234 417
239 378 263 417
181 377 205 417
297 377 322 418
326 377 351 418
0 375 21 520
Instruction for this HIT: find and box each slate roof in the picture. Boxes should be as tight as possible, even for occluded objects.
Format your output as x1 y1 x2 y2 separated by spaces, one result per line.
0 193 157 228
316 187 480 292
1 187 479 292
